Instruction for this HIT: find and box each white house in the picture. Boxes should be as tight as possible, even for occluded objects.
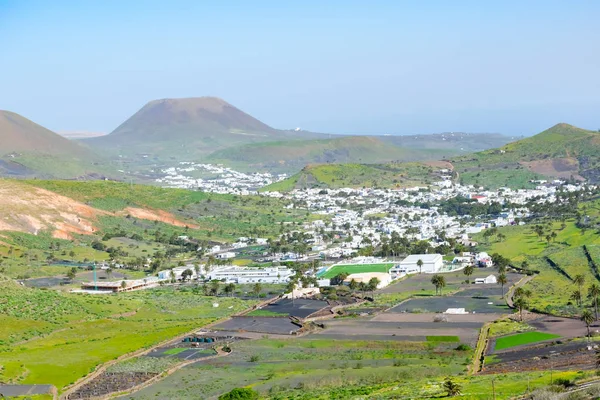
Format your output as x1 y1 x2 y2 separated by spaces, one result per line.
475 252 494 267
475 274 497 284
216 251 236 260
398 254 443 274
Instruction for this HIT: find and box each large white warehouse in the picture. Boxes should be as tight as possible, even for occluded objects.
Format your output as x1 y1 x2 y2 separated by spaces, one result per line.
397 254 443 274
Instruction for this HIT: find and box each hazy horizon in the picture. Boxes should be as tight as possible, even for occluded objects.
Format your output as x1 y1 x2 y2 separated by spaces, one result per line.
1 0 599 136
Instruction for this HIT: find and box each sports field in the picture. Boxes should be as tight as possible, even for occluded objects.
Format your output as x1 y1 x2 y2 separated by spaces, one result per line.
319 263 394 279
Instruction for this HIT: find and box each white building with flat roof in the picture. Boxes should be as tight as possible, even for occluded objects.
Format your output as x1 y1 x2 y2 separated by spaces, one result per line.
475 274 497 284
207 266 294 284
398 254 443 274
216 251 236 260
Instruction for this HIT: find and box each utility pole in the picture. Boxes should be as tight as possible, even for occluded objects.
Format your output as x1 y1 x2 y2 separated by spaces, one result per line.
93 261 97 291
491 377 496 400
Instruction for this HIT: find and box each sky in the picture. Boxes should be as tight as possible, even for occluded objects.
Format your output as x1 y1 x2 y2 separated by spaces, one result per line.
1 0 599 136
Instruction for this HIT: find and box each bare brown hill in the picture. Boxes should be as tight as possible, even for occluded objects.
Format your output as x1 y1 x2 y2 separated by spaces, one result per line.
0 111 90 156
0 180 195 239
107 97 278 140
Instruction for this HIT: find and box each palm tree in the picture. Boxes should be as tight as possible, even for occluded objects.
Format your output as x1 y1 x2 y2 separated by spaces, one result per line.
437 275 446 295
193 262 201 281
463 265 474 283
224 283 236 297
513 287 531 321
349 279 358 292
368 277 380 298
571 289 583 307
574 274 586 293
582 309 594 342
497 273 507 298
105 267 113 280
513 287 531 299
358 282 367 298
443 377 462 396
417 259 424 274
514 297 527 322
252 283 262 299
589 284 600 320
66 267 77 281
431 275 440 296
431 274 446 296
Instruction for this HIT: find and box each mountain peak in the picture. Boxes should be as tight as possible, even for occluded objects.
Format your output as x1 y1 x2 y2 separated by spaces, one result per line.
105 96 277 141
540 122 593 137
144 97 230 113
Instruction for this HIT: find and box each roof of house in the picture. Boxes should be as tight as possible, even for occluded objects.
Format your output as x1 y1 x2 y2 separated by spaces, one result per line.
400 254 442 263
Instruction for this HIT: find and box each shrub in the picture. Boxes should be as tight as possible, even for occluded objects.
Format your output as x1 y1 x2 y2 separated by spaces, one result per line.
553 378 574 388
218 388 259 400
455 344 471 351
249 355 260 362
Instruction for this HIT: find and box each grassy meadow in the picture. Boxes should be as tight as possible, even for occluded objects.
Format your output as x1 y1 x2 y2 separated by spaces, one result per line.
0 282 256 390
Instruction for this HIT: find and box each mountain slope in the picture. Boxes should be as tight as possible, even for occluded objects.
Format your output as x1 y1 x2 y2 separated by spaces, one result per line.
261 162 446 191
380 132 513 152
450 123 600 188
86 97 328 158
206 136 452 172
0 111 113 179
0 110 89 155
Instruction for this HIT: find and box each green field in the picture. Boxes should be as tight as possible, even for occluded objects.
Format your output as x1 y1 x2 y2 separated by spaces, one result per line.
121 337 591 400
426 335 460 343
123 338 470 399
0 282 256 390
162 348 188 355
245 309 289 317
494 332 561 350
319 263 394 279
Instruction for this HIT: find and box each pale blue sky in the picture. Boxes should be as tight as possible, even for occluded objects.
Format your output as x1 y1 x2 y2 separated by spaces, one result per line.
1 0 599 135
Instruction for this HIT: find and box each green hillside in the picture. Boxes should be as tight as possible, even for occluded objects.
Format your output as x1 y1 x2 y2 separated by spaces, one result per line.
0 110 115 179
262 162 442 191
450 123 600 189
19 179 319 241
207 136 448 172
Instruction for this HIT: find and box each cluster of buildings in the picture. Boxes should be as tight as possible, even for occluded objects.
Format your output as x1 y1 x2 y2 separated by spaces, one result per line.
155 162 287 194
260 179 592 261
